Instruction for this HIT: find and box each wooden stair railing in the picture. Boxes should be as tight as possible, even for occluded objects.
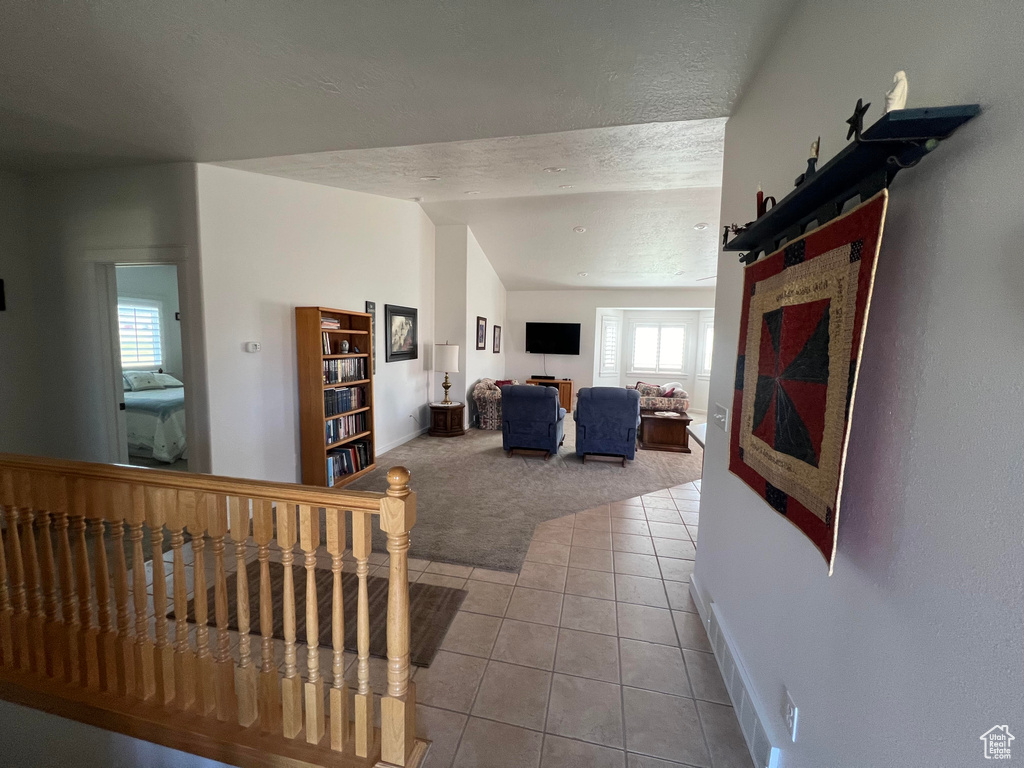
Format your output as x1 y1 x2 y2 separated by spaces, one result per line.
0 453 427 768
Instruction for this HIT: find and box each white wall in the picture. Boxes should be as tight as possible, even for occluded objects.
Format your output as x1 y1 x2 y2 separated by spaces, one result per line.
0 171 47 455
434 225 469 413
115 264 184 378
21 164 209 468
196 165 435 482
505 288 716 393
463 227 506 422
696 2 1024 766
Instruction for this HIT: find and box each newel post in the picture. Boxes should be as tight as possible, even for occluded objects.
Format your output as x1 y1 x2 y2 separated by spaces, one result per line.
379 467 417 766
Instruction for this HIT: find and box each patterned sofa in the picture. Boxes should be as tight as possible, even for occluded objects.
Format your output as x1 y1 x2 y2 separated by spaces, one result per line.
472 378 519 429
634 381 691 413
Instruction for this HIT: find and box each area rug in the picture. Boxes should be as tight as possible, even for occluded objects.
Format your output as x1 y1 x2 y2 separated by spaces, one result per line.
349 414 703 571
729 191 888 573
174 560 466 667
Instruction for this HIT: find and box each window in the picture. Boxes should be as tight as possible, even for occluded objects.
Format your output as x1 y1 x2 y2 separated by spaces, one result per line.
118 300 163 368
630 322 687 374
700 323 714 376
600 315 620 376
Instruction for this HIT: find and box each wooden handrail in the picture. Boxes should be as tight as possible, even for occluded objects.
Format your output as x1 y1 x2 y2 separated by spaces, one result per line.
0 453 426 768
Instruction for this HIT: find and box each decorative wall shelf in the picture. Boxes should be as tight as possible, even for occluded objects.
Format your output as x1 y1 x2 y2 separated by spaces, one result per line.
725 104 980 264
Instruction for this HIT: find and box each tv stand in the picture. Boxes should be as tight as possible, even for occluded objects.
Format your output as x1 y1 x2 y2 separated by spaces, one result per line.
526 378 574 411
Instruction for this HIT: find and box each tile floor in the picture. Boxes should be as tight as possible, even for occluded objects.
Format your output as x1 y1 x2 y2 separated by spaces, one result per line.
140 478 750 768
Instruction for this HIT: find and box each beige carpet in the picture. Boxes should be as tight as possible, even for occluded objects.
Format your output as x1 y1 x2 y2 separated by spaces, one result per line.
349 415 703 571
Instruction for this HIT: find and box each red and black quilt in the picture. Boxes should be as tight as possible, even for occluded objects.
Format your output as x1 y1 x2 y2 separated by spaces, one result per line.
729 191 888 572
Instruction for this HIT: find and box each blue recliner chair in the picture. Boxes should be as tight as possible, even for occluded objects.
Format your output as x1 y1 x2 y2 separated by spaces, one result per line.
574 387 641 465
501 384 566 459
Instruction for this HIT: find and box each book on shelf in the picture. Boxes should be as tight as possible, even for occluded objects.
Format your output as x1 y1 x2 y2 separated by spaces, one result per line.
322 357 367 384
324 385 365 417
325 411 369 445
321 318 341 330
326 439 372 486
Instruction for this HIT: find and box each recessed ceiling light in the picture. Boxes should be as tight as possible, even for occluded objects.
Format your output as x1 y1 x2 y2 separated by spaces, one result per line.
559 184 574 189
573 226 586 233
577 271 589 277
675 270 686 276
464 190 481 195
419 175 441 181
693 222 709 230
408 196 423 202
544 166 566 173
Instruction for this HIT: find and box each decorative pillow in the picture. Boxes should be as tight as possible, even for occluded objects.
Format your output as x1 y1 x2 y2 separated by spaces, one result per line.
123 371 163 391
635 382 661 397
154 373 184 388
122 374 134 392
660 382 684 396
661 387 676 397
495 379 514 387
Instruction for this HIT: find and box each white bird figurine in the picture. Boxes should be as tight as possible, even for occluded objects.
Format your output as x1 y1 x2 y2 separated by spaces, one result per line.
885 71 908 113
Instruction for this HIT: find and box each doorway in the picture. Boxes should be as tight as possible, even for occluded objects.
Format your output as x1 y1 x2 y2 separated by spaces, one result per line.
113 264 189 471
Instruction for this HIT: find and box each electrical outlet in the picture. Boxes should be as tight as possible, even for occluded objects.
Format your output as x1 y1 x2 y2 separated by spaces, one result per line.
712 403 729 431
784 689 798 742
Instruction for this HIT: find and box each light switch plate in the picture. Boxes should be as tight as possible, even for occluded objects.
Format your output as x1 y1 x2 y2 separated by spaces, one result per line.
712 403 729 431
784 688 798 742
244 341 262 353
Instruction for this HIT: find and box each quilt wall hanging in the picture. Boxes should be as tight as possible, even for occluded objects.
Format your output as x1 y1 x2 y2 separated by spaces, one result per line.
729 190 888 573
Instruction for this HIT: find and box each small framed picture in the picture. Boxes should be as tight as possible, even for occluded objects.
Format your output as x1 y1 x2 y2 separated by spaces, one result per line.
385 304 418 362
493 325 501 353
476 316 487 350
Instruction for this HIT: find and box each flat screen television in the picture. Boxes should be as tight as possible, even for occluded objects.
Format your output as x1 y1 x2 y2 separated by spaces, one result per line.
525 322 581 355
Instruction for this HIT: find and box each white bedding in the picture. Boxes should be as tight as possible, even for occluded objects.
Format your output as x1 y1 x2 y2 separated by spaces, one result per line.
124 388 187 463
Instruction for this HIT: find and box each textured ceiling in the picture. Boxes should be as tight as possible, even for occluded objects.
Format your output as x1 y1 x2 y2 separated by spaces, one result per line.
0 0 794 169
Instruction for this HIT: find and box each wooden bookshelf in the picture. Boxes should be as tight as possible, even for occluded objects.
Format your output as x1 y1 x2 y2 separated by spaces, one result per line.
296 306 377 487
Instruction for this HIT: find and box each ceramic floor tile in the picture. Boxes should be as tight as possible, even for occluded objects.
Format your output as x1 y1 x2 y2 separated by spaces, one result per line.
619 638 691 696
685 525 699 542
453 717 544 768
657 557 694 583
460 580 514 617
417 572 469 589
611 518 652 536
643 508 683 524
646 522 690 541
683 650 730 704
530 526 574 546
538 515 575 530
615 574 669 609
641 496 677 510
609 503 647 520
526 541 572 566
568 546 614 572
664 581 697 613
572 529 613 550
616 603 678 646
612 533 657 556
652 538 696 561
541 734 626 768
472 660 551 730
623 687 710 767
613 551 662 579
414 651 488 712
617 496 646 508
673 611 712 653
574 513 612 532
680 512 700 526
408 557 432 572
553 628 620 683
546 673 624 748
674 499 701 513
580 504 612 516
505 587 564 626
517 562 568 592
440 611 502 658
696 700 751 768
426 562 475 578
470 567 519 586
627 754 690 768
642 489 673 499
565 567 616 600
560 594 618 635
417 704 468 768
491 619 559 670
669 488 701 501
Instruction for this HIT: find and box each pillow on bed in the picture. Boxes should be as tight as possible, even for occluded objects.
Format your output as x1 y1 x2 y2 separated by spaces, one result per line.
154 373 184 388
123 371 163 391
122 374 134 392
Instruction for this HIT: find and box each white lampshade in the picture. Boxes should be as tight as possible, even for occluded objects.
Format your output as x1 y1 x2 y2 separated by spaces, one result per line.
434 343 460 373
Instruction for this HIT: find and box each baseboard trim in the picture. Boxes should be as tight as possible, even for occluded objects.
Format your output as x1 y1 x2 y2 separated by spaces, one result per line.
376 427 429 456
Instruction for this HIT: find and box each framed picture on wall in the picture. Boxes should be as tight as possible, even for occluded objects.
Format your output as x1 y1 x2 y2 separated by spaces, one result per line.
493 325 501 353
476 316 487 350
385 304 418 362
365 300 376 373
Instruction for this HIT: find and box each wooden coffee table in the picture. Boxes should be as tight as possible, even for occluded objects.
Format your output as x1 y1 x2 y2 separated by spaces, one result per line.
638 411 693 453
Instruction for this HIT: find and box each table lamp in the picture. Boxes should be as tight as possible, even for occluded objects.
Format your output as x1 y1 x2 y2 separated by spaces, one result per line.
434 343 460 404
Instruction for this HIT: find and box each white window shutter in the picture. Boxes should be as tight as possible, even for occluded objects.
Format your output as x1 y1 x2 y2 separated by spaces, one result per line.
118 301 163 367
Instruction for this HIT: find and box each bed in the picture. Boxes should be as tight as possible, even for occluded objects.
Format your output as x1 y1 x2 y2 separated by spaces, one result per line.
124 386 188 464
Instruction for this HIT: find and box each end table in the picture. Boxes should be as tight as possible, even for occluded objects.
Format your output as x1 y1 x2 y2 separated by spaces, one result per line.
429 401 466 437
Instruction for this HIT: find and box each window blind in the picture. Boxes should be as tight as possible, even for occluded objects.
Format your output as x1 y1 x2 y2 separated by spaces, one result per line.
118 301 163 367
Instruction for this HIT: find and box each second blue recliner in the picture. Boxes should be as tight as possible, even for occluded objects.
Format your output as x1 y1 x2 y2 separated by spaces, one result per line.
501 384 566 459
574 386 641 465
